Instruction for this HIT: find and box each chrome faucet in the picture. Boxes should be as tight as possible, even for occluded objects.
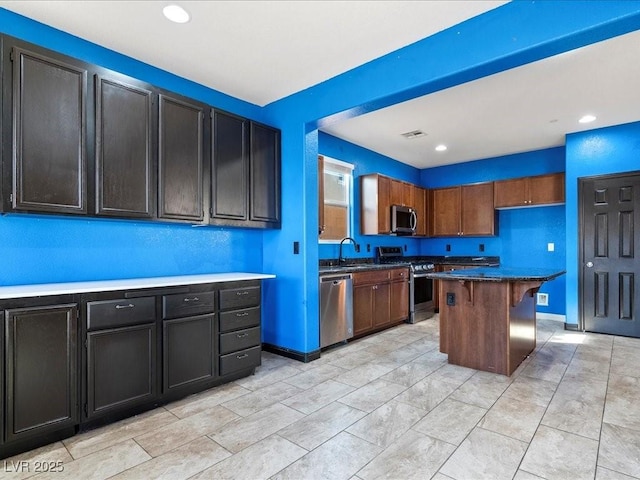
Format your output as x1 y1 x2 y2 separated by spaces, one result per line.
338 237 357 265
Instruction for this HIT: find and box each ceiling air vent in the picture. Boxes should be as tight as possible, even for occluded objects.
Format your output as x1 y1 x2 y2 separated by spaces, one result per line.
401 130 426 139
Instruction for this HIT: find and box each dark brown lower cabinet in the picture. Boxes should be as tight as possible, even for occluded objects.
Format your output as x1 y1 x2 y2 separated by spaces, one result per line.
353 268 409 338
0 278 263 458
87 323 157 418
163 315 215 394
5 305 78 442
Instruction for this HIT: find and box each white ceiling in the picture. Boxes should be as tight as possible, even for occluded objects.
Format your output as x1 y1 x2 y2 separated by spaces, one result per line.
1 1 638 169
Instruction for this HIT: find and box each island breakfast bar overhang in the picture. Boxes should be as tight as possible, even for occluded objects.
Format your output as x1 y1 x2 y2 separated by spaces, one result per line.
426 268 566 376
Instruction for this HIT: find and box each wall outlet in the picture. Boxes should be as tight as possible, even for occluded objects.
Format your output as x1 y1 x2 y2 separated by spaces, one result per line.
479 243 485 252
547 242 555 252
366 244 371 252
537 292 549 306
355 243 360 253
446 244 451 252
446 292 456 306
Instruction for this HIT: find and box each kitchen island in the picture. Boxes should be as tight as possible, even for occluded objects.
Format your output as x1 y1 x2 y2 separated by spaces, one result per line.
425 267 565 376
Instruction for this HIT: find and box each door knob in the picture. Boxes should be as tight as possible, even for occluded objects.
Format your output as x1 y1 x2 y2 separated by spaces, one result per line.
586 261 594 268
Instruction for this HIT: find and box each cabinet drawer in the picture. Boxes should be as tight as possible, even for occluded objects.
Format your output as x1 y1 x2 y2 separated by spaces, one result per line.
219 286 260 310
219 346 261 376
220 326 261 355
219 306 260 333
87 297 156 331
162 291 216 319
352 269 390 286
389 268 409 281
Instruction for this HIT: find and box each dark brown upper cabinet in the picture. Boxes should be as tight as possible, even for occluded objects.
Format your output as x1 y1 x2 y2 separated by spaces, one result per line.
9 46 87 214
158 94 206 222
250 122 281 226
211 111 281 229
95 74 155 218
211 110 248 221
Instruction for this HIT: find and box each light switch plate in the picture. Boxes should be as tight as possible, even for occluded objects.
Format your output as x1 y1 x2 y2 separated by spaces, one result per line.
547 242 555 252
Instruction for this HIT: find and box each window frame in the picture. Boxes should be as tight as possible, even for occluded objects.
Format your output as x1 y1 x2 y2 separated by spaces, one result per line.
319 156 354 244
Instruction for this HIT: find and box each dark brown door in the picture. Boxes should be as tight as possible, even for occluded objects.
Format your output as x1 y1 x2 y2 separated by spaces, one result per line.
163 315 215 394
353 285 374 335
95 75 154 218
581 172 640 337
211 110 248 220
158 94 205 222
461 182 495 236
372 283 391 328
5 305 78 442
87 323 157 418
432 187 460 236
11 47 87 214
250 122 280 224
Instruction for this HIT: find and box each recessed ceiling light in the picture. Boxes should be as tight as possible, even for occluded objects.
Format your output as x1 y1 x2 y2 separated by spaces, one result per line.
435 144 447 152
578 114 596 124
163 4 190 24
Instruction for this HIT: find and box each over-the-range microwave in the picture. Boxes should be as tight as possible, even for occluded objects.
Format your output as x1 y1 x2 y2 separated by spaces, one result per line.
391 205 417 235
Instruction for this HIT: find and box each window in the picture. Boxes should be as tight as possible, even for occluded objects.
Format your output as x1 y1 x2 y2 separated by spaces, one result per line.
319 156 354 242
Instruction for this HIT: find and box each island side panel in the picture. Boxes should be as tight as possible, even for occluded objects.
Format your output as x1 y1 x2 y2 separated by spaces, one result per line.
439 279 510 375
507 282 539 375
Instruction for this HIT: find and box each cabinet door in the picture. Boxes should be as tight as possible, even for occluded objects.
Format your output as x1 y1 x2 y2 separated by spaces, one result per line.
87 323 156 418
163 315 215 393
372 283 391 328
5 304 78 442
158 94 205 222
377 176 391 234
390 279 409 322
390 179 404 207
461 182 495 236
353 284 374 336
414 186 428 236
211 110 248 220
432 187 460 236
494 177 528 208
250 122 280 224
96 75 154 218
11 47 87 214
529 173 565 205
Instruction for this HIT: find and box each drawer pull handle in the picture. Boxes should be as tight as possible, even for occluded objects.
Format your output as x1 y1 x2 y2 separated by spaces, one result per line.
237 333 249 338
236 291 249 296
115 304 135 309
183 297 200 302
236 312 250 317
236 353 249 359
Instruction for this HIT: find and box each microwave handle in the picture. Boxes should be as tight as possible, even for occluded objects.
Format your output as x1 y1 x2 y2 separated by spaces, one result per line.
410 210 417 231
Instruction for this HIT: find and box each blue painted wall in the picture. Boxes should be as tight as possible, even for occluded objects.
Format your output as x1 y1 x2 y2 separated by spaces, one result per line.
420 148 566 315
318 132 422 260
565 120 640 326
0 9 267 286
2 3 640 355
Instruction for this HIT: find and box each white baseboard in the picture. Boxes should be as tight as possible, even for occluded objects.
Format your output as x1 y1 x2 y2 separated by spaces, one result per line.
536 312 566 323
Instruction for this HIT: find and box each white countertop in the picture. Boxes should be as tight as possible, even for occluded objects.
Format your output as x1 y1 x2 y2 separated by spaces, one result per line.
0 273 276 300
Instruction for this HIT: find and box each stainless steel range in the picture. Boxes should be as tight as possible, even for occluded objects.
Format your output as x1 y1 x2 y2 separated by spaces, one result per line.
376 247 435 323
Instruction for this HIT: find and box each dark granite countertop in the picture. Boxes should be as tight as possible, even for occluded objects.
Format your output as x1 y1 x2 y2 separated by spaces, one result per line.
424 267 565 282
318 255 500 275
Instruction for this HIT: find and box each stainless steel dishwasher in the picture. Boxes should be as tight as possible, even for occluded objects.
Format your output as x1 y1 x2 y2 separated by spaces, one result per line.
320 273 353 348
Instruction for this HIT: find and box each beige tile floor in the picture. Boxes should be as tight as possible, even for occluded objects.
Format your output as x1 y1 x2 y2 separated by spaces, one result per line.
3 314 640 480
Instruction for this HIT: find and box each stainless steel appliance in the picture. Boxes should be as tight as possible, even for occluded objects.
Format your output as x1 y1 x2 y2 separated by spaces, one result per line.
391 205 417 235
320 274 354 348
376 246 435 323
